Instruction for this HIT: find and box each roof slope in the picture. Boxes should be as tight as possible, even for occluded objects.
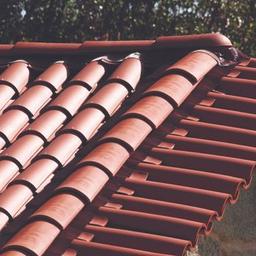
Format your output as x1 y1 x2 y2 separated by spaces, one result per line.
0 33 255 256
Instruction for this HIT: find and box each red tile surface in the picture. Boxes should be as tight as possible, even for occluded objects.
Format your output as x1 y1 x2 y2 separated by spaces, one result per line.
0 34 255 256
0 61 30 111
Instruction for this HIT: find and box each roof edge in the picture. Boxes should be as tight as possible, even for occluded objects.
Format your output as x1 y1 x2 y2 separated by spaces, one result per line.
156 33 232 48
0 33 232 55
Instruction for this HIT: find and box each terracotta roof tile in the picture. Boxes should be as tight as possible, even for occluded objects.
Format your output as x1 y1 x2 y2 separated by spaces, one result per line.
0 34 255 256
0 61 30 101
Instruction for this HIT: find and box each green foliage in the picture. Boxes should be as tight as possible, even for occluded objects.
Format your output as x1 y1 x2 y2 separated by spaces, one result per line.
0 0 255 55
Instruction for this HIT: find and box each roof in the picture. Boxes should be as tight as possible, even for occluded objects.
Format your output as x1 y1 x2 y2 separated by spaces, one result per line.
0 33 254 256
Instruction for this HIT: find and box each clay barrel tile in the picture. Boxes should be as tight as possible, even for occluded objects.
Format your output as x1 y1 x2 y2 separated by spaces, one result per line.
83 82 129 118
44 85 91 118
0 160 20 191
0 61 30 97
68 60 106 89
124 96 174 128
31 194 84 230
79 142 130 176
12 159 59 190
30 62 68 93
0 134 44 169
21 110 67 143
56 165 109 202
6 85 53 118
0 85 18 112
107 54 142 92
0 110 29 146
100 118 153 152
156 33 232 48
35 134 81 167
166 50 217 83
60 108 105 143
0 184 33 221
2 220 60 256
145 74 194 107
45 60 106 118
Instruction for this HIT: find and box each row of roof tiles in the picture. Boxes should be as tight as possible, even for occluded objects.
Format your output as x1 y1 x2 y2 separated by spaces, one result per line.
0 49 220 255
0 34 255 256
0 53 143 231
40 56 256 256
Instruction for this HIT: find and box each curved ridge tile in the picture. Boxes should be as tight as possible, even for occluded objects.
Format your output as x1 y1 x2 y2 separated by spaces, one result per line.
56 165 109 202
156 33 232 48
2 221 60 256
13 42 81 54
165 50 217 82
124 96 174 128
81 40 153 52
30 194 84 230
79 142 130 176
144 74 194 107
100 118 152 152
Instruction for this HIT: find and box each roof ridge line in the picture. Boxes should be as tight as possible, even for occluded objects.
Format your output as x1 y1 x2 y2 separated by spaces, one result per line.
0 33 232 55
